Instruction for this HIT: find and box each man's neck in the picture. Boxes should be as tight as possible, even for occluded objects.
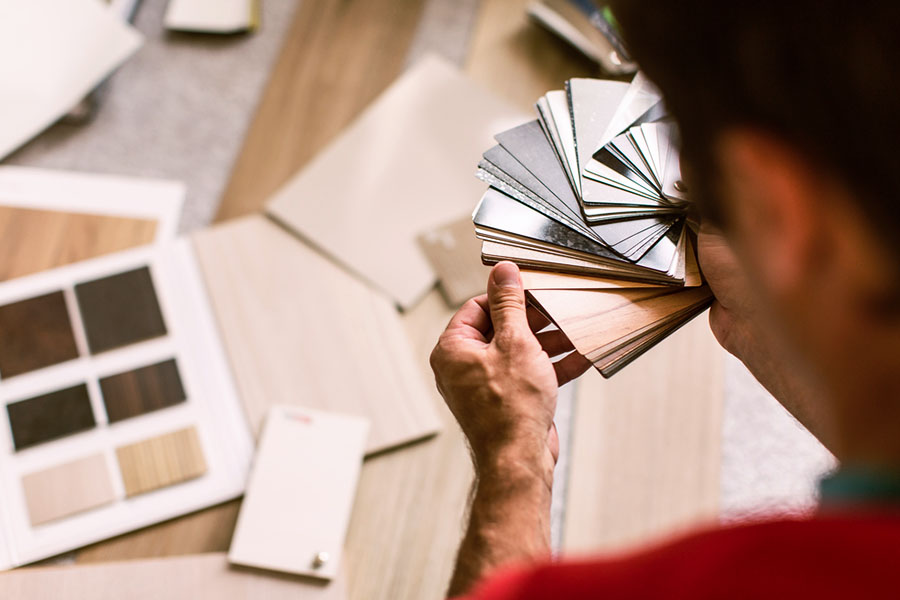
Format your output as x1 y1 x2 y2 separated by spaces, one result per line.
829 343 900 469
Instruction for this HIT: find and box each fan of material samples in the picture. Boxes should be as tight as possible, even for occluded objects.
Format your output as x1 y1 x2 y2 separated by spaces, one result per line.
473 74 713 377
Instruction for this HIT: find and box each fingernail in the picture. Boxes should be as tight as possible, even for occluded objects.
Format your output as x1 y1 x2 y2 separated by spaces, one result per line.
493 262 520 288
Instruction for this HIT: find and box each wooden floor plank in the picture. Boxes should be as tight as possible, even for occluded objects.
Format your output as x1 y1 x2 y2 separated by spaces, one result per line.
216 0 429 222
464 0 598 110
74 501 241 563
563 318 724 555
0 208 156 282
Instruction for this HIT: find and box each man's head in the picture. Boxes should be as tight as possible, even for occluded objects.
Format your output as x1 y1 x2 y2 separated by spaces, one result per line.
611 0 900 444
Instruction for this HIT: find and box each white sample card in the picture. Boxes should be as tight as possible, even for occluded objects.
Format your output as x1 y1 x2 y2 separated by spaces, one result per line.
229 406 369 580
0 0 142 160
164 0 258 33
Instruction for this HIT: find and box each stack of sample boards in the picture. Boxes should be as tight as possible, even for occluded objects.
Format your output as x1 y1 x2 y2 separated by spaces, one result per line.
473 74 713 377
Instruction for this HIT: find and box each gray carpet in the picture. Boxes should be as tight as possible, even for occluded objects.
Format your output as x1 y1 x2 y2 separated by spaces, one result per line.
719 354 836 522
4 0 299 233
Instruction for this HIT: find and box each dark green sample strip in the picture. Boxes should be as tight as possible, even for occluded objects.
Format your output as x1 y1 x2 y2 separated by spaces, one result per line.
100 358 187 423
7 384 96 450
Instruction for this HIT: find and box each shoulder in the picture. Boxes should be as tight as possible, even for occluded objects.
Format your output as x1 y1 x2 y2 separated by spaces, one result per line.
463 512 900 600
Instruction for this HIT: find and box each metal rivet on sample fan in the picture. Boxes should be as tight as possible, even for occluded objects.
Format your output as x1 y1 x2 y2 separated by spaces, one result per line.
673 180 687 192
312 551 330 569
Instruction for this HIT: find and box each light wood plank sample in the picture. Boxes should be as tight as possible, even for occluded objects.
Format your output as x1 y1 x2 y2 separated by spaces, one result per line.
563 319 724 555
218 0 429 222
74 500 241 563
520 269 658 291
1 553 346 599
266 55 527 309
0 207 156 283
464 0 598 111
116 427 207 497
342 290 472 600
191 215 442 454
529 285 713 372
22 453 116 526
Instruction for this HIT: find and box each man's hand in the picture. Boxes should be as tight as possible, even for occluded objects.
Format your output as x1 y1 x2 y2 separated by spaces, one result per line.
430 261 590 596
431 261 588 472
699 225 834 450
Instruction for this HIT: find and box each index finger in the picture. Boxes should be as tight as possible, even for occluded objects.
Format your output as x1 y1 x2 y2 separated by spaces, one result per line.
443 295 491 341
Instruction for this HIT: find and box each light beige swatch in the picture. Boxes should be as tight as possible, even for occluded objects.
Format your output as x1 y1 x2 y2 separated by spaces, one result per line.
417 215 491 307
192 216 442 454
116 427 207 497
266 55 527 309
22 453 116 526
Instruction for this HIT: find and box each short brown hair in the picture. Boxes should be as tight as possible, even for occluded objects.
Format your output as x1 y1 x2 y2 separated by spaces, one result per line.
611 0 900 263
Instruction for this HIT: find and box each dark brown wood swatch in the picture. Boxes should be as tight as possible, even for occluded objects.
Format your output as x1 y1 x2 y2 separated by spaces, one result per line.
0 291 79 378
74 267 167 354
100 359 186 423
6 384 96 450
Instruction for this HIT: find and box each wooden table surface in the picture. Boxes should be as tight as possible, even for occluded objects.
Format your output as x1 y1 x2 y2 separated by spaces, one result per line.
4 1 725 598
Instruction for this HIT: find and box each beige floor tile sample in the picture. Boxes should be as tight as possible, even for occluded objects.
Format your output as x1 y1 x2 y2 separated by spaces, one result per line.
0 553 345 599
417 215 491 307
116 427 207 497
265 55 527 309
22 453 116 526
192 215 442 454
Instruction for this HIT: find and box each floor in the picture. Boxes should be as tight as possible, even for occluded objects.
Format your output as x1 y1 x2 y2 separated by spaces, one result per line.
1 0 833 596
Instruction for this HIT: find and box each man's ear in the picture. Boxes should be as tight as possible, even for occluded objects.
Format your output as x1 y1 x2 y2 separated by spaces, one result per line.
714 130 826 298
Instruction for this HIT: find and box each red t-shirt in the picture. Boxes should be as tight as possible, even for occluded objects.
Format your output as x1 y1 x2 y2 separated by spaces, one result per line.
458 512 900 599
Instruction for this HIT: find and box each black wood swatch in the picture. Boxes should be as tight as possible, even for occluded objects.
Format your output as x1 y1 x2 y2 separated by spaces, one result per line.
75 267 167 354
100 358 186 423
6 384 96 450
0 291 80 378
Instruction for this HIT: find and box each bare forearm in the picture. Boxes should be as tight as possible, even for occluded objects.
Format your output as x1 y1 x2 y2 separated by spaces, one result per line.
448 450 555 597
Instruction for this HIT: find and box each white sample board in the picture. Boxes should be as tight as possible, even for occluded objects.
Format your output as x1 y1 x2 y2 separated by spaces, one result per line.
230 406 368 580
0 241 252 570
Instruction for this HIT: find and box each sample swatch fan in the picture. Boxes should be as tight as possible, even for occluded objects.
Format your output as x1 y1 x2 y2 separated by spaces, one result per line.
473 74 713 377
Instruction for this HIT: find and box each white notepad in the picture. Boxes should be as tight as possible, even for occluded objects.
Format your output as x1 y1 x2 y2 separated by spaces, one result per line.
229 406 369 580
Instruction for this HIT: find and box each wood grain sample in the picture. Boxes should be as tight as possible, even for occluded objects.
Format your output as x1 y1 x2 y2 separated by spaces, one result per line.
191 215 442 455
520 269 658 291
116 427 207 497
1 553 346 600
218 0 429 222
529 285 714 376
7 384 95 450
22 453 116 526
0 207 156 283
0 291 79 377
75 266 167 354
100 359 186 423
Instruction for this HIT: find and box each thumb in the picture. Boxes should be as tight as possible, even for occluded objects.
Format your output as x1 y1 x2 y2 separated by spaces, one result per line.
487 262 529 339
